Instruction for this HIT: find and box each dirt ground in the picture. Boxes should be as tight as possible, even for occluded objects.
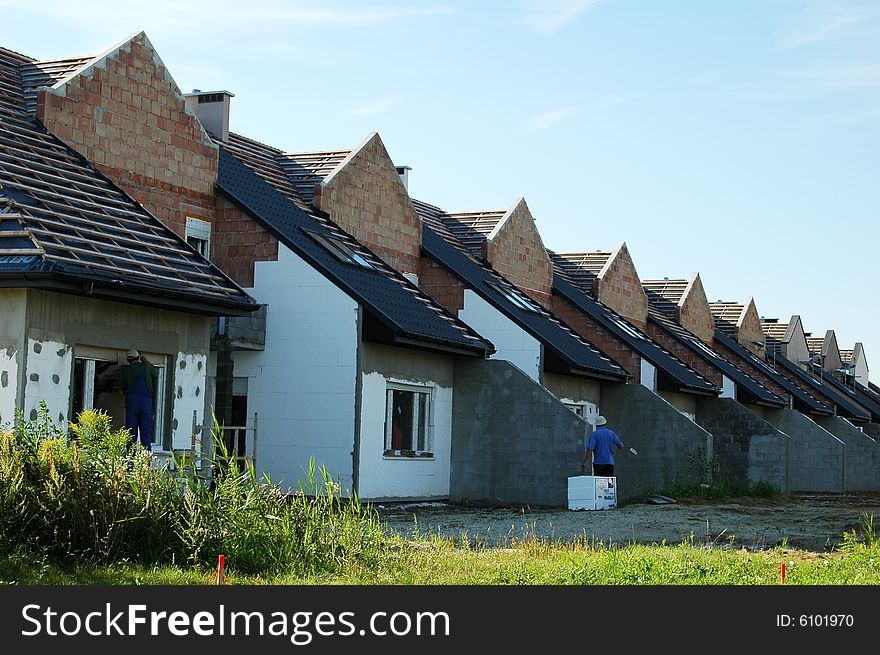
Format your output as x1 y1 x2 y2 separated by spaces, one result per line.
377 493 880 552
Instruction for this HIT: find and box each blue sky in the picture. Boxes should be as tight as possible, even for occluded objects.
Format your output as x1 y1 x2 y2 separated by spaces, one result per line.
2 0 878 376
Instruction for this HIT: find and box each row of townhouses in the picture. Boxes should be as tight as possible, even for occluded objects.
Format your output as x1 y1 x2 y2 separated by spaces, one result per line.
1 33 877 505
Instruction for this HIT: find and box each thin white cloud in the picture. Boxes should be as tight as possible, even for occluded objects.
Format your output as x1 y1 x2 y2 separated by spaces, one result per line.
529 106 577 130
782 65 880 88
350 97 402 116
520 0 603 33
780 1 880 48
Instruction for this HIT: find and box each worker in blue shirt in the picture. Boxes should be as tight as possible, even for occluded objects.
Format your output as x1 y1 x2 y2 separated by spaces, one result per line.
583 415 624 477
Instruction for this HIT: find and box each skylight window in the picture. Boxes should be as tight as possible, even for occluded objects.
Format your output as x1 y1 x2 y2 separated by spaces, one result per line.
488 281 541 313
608 315 648 341
303 229 375 269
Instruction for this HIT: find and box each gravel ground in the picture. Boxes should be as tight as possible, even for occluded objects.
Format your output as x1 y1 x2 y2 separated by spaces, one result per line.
376 493 880 552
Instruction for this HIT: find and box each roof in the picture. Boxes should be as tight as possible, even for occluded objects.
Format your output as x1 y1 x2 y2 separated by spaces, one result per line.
839 348 854 364
552 272 718 394
547 251 611 294
760 319 789 342
772 355 871 421
411 200 506 259
811 365 880 421
709 302 744 338
419 217 628 380
642 278 688 321
806 336 825 356
713 331 832 415
854 380 880 411
217 146 493 356
647 308 784 407
277 150 350 205
20 56 94 116
0 47 255 316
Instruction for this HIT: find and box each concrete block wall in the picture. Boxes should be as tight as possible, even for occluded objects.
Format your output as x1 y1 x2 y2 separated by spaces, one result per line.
213 196 279 287
550 294 641 384
677 274 716 343
36 32 218 237
863 423 880 441
694 397 791 494
482 198 553 306
314 133 421 276
594 243 649 330
599 383 713 501
815 417 880 491
764 409 845 492
449 358 588 507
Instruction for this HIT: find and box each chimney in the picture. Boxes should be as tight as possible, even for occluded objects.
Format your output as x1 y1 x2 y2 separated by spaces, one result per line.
184 89 235 142
395 165 412 191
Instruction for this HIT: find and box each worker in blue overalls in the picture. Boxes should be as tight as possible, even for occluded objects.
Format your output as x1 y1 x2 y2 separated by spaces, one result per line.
119 349 159 450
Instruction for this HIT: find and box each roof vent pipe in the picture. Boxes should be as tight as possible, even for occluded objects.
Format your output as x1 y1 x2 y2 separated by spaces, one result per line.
395 165 412 191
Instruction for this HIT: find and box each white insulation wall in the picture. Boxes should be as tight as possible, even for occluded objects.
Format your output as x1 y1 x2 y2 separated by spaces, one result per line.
358 369 454 501
172 352 208 450
23 339 72 428
459 289 541 381
233 244 358 494
0 347 17 429
721 375 736 399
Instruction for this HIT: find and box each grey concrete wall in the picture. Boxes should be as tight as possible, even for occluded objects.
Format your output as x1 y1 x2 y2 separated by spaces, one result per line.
542 371 601 408
600 383 713 500
764 409 844 492
450 358 588 507
815 416 880 491
863 423 880 441
695 397 791 494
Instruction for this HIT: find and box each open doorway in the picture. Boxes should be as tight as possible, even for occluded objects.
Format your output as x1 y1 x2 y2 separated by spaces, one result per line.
70 346 169 448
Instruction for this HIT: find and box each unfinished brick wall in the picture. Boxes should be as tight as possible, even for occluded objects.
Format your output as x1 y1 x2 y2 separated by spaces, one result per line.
482 198 553 306
418 255 466 314
213 196 279 288
551 295 641 383
36 32 218 237
645 324 723 388
738 299 765 355
712 339 793 405
594 243 649 329
313 133 421 276
678 275 716 343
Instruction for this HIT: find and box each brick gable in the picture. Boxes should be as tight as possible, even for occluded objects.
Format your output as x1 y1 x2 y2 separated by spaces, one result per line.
678 274 716 343
36 32 218 237
313 133 421 275
481 197 553 306
738 298 765 355
594 243 648 329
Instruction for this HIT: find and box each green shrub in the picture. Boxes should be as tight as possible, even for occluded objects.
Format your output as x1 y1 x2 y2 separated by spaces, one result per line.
0 403 385 575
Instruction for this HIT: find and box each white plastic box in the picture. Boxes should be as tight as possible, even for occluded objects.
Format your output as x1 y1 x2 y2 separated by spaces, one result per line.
567 475 617 510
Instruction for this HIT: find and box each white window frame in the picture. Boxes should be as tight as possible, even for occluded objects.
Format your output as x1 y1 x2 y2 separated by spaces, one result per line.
185 216 212 260
383 380 435 458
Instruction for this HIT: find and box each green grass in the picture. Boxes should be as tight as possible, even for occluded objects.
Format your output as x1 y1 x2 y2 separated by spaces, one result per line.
3 523 879 586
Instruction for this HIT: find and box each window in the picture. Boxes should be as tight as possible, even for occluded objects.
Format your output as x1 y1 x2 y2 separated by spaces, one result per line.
487 281 541 313
186 216 212 260
71 347 168 449
303 229 376 269
384 383 433 457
